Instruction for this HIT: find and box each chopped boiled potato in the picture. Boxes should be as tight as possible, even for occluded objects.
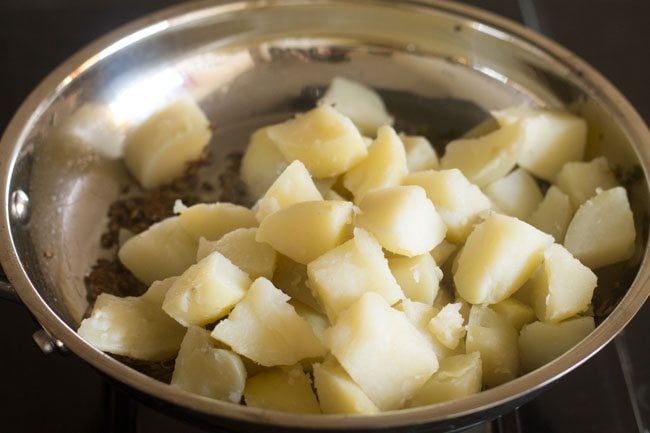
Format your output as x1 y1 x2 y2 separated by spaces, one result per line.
319 76 393 135
519 316 595 373
490 298 536 331
465 306 519 387
407 352 482 407
118 216 197 285
441 121 523 187
432 287 454 311
273 255 322 312
528 186 574 243
402 135 439 171
255 160 323 222
343 125 408 202
404 169 492 243
430 240 459 267
564 187 635 269
529 244 597 323
289 300 330 345
244 366 321 414
123 98 211 189
162 251 251 326
484 168 543 220
240 127 289 198
313 177 338 196
356 185 446 256
307 228 404 322
267 105 367 178
171 326 246 403
178 202 257 241
313 358 380 415
256 200 354 265
555 156 618 207
454 213 554 305
196 228 276 279
388 254 442 304
428 303 466 350
325 292 439 410
492 108 587 181
78 278 185 361
212 278 326 366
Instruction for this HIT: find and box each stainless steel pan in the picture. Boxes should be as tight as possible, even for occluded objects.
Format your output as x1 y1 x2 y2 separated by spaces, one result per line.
1 1 649 431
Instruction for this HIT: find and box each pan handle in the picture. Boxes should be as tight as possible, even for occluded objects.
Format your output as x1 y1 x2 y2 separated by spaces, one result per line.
0 265 19 303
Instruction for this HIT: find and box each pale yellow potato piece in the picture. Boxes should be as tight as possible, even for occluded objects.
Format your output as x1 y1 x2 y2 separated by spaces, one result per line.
441 121 523 187
555 156 618 207
432 287 454 311
389 254 442 304
466 306 519 387
256 200 354 265
325 293 438 410
78 278 185 361
564 187 635 269
178 202 257 241
267 105 367 178
319 76 393 135
356 185 446 256
490 298 536 331
244 366 321 414
124 98 211 189
212 278 326 366
255 160 323 222
343 125 408 202
307 228 404 322
529 244 597 323
407 352 482 407
162 252 250 326
484 168 543 220
118 216 197 285
289 300 330 345
455 213 554 305
171 326 246 403
519 316 595 373
196 228 276 279
528 186 574 243
404 169 492 243
401 135 439 171
240 127 289 198
492 108 587 181
428 303 466 350
313 358 380 415
273 255 323 312
430 240 459 267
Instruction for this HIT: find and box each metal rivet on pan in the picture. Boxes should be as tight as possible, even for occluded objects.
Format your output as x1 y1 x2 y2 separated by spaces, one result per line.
32 328 67 355
10 189 30 224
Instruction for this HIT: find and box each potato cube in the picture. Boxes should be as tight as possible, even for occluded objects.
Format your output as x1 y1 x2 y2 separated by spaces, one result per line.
118 216 198 285
307 228 404 322
212 278 326 366
519 317 595 373
256 200 354 265
441 121 523 187
356 185 446 256
273 255 323 312
528 186 574 243
162 251 251 326
313 358 380 415
240 127 289 198
564 187 635 268
465 306 519 387
490 298 536 331
178 202 257 242
267 105 367 178
325 293 439 410
389 254 442 304
407 352 482 407
454 213 554 304
123 98 211 189
428 303 466 350
289 300 330 345
402 135 439 171
492 108 587 181
255 160 323 222
484 168 543 220
404 169 492 243
430 240 459 267
555 156 618 207
244 366 321 414
78 278 185 361
343 125 408 202
319 76 393 135
171 326 246 403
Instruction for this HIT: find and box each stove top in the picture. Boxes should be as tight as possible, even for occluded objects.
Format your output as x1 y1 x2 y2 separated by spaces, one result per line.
1 1 649 432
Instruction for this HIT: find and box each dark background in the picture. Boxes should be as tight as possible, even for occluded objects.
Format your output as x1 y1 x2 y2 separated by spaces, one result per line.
1 1 649 432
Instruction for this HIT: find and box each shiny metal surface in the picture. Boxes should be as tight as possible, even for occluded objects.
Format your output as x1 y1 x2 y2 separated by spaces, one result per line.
0 0 649 431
